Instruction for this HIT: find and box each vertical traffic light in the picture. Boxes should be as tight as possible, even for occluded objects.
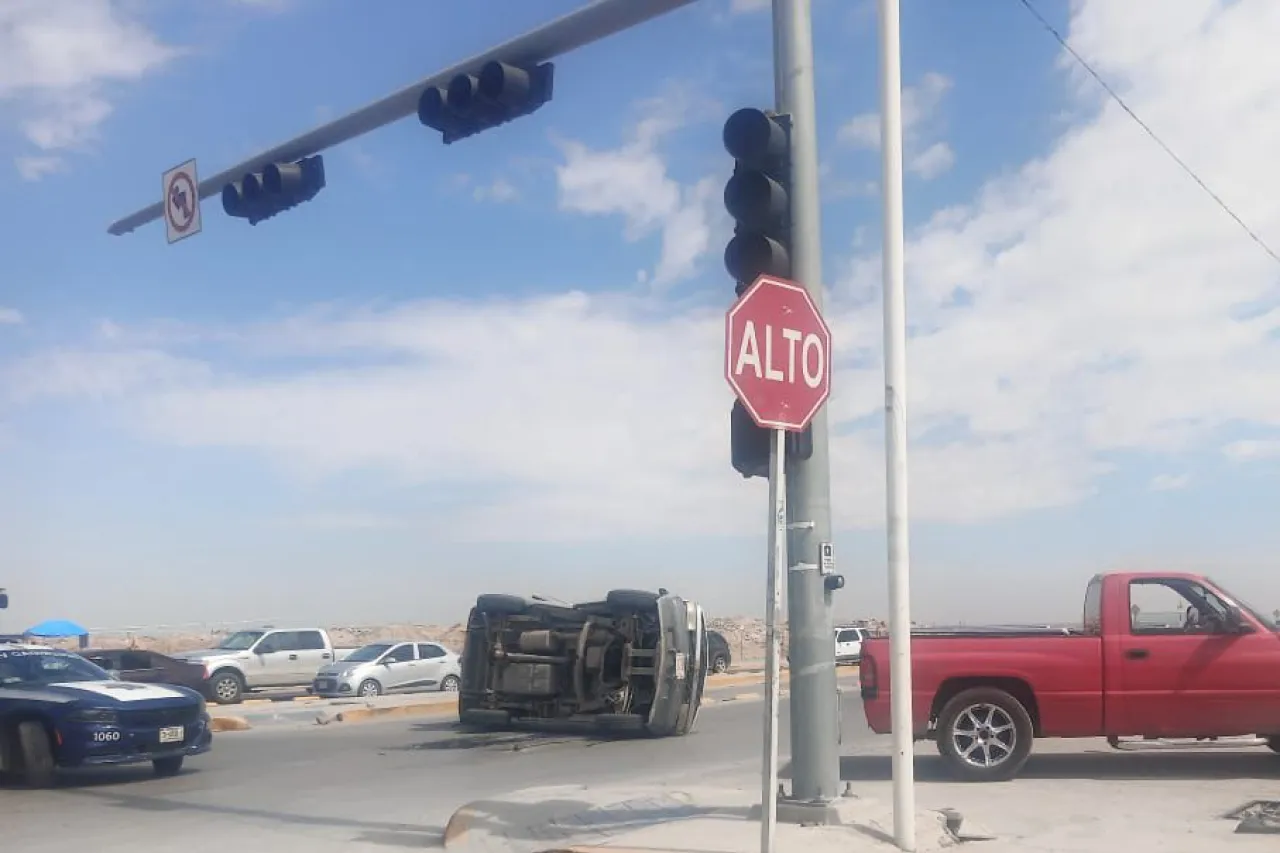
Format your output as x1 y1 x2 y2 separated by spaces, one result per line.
723 108 810 477
722 108 792 294
222 155 326 225
418 61 555 144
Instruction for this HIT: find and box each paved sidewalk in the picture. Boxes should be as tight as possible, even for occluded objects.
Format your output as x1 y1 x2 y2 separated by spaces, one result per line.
440 739 1280 853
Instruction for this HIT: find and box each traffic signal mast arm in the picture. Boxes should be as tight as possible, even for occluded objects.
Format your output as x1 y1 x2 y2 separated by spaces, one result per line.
106 0 699 236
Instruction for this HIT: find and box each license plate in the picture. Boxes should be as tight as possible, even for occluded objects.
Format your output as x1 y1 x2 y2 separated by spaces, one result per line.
316 680 333 691
158 726 184 744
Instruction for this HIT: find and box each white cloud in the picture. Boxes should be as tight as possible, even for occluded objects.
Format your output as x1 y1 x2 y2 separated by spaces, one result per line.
1222 439 1280 462
728 0 770 13
1149 473 1190 492
473 178 520 204
0 0 177 170
15 154 64 181
6 0 1280 543
0 308 24 325
555 88 722 289
838 71 955 180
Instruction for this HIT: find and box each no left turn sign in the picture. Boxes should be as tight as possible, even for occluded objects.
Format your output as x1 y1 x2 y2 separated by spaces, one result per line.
163 159 202 245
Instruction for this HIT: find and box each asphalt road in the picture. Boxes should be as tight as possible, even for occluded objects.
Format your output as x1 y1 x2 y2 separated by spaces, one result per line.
4 674 867 853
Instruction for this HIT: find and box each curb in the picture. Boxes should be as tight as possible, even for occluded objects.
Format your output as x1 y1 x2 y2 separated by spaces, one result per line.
333 701 457 724
210 716 251 732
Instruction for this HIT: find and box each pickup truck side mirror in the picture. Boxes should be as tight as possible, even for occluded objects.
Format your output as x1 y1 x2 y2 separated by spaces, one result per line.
1223 607 1255 635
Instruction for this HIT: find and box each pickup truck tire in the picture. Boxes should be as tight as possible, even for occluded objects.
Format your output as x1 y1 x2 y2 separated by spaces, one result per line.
935 687 1034 782
207 670 245 705
475 594 530 616
16 721 56 789
153 756 184 777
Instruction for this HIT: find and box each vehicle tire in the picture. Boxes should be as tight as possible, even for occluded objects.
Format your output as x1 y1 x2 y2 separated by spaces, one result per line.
1266 735 1280 754
16 721 56 789
440 675 460 692
357 679 382 698
475 594 529 615
153 756 184 777
606 589 660 611
207 670 244 705
935 687 1034 782
711 654 729 674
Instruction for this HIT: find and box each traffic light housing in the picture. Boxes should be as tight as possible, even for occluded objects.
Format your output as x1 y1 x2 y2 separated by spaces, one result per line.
731 400 814 479
725 108 811 477
722 108 792 292
222 155 326 225
418 61 555 144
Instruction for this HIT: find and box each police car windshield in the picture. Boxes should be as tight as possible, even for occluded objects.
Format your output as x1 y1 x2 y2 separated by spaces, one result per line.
0 650 111 687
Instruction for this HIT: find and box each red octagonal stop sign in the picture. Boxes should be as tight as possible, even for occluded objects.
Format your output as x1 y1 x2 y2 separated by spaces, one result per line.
725 274 832 432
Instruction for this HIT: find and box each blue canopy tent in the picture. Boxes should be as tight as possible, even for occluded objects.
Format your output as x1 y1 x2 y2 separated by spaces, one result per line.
24 619 90 649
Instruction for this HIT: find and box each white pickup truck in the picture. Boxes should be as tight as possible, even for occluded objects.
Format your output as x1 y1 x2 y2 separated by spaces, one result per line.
173 628 357 704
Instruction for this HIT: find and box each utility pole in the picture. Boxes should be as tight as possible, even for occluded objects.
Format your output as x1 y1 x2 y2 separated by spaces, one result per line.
773 0 842 813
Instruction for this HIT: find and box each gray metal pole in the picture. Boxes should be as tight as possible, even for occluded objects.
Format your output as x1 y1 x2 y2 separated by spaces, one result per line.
772 0 842 809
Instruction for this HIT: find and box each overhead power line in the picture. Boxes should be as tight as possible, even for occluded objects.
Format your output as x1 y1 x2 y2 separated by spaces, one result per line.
1016 0 1280 266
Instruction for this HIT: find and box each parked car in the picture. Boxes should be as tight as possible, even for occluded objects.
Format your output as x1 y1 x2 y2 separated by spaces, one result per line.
170 628 358 705
0 644 212 787
80 648 207 693
834 626 866 664
458 588 709 737
312 641 461 698
707 630 732 674
860 571 1280 782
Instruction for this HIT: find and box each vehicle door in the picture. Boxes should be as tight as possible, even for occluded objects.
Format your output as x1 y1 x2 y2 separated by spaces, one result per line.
1114 578 1274 737
377 643 419 691
118 650 166 684
289 630 332 681
413 643 450 690
249 631 306 686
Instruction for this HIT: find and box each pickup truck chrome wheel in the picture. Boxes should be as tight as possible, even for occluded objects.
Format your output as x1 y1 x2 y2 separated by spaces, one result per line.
936 686 1035 782
951 704 1017 769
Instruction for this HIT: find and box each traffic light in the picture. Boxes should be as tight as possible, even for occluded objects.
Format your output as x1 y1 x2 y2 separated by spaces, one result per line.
418 61 555 144
722 108 791 295
730 400 814 479
222 155 326 225
725 107 811 477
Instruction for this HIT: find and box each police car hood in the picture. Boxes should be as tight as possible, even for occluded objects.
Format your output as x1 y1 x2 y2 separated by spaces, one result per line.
0 680 200 705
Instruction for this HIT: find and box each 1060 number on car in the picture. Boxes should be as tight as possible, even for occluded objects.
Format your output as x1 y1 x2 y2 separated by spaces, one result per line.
92 730 121 742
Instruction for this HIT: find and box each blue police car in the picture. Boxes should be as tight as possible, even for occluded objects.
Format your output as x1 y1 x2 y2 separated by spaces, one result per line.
0 644 213 787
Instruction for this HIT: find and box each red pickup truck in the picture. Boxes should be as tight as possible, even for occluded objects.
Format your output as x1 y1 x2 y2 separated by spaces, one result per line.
860 571 1280 782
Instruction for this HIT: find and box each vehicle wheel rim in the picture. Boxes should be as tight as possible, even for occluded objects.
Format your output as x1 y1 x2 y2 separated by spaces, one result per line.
215 679 238 701
713 658 727 673
442 677 459 692
360 682 379 698
951 703 1017 769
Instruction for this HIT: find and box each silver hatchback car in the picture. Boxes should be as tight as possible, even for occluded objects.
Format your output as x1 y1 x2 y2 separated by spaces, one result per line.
312 641 461 699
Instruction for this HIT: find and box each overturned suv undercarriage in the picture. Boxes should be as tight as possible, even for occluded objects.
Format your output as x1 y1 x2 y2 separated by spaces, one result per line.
458 589 709 737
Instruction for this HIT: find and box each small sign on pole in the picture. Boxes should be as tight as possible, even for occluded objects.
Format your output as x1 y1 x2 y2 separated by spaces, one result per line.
724 273 832 853
162 159 202 245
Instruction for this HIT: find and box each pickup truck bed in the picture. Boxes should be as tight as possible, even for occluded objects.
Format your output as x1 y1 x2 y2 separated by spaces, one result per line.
860 571 1280 781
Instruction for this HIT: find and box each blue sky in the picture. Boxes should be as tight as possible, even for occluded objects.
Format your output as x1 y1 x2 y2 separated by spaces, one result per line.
3 0 1280 631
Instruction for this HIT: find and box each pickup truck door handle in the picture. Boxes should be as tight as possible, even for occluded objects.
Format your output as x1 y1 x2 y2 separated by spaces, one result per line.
321 653 331 659
1125 648 1149 660
288 654 298 661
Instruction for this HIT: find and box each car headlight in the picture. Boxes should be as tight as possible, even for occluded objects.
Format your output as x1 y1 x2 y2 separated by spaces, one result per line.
66 708 118 724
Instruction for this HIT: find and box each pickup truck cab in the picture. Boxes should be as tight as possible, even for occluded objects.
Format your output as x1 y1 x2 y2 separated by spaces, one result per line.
173 628 357 704
860 571 1280 781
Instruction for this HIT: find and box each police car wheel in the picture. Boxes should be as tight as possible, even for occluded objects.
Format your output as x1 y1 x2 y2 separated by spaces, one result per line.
16 721 55 789
153 756 184 777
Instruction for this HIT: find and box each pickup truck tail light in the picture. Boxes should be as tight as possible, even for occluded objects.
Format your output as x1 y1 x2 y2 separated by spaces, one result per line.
860 653 878 701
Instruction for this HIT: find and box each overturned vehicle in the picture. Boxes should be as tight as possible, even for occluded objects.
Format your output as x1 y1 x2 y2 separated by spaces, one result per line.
458 589 709 737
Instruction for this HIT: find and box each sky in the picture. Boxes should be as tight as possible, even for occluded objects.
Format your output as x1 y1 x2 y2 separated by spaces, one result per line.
3 0 1280 632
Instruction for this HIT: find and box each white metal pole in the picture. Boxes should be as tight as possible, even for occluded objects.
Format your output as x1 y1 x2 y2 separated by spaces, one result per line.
761 428 787 853
876 0 916 850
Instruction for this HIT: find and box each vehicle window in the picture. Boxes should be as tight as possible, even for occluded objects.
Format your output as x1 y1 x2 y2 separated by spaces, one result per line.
120 651 152 670
295 631 326 650
417 643 446 659
836 629 860 643
345 643 393 663
1201 577 1277 631
216 631 263 651
84 652 118 669
255 633 284 653
1082 576 1103 635
0 650 112 686
1129 579 1230 635
382 644 415 664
